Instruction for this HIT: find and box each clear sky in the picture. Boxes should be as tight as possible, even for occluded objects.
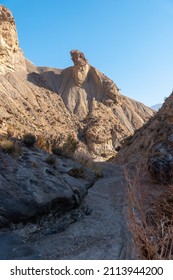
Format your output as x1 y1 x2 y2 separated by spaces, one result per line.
1 0 173 106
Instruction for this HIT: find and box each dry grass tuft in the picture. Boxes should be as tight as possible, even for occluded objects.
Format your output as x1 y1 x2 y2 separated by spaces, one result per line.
124 164 173 259
74 150 103 178
0 138 21 156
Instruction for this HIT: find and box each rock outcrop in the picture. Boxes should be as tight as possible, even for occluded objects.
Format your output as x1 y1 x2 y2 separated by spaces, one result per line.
117 92 173 184
0 5 154 159
70 49 89 86
0 141 95 227
0 5 26 74
37 51 154 157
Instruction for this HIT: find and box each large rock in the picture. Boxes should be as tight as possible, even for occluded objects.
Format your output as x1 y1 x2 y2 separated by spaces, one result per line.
0 145 95 227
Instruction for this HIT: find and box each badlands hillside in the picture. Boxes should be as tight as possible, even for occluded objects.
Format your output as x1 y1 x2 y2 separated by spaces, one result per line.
1 5 165 260
118 92 173 184
0 5 154 160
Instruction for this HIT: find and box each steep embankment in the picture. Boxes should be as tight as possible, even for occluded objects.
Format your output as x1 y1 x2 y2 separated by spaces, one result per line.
117 92 173 184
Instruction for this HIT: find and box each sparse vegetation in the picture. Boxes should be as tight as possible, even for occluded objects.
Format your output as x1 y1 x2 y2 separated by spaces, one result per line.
37 135 49 151
68 168 85 178
44 154 56 166
62 134 79 156
7 125 15 137
51 134 79 157
0 139 16 154
23 133 36 147
32 161 39 168
124 164 173 260
75 151 104 179
93 165 104 178
51 146 63 156
0 138 22 157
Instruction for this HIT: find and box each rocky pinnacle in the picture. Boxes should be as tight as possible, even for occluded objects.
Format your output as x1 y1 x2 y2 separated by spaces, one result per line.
70 49 90 86
0 5 26 73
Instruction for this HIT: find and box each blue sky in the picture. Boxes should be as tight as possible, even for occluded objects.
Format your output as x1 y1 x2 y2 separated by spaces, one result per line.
1 0 173 106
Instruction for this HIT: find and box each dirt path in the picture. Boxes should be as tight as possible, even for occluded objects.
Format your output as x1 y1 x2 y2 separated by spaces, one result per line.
31 163 136 259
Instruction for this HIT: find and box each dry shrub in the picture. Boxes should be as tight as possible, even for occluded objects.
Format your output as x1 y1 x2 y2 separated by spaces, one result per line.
68 168 85 178
62 134 79 156
74 149 103 178
147 190 173 259
37 135 49 151
44 154 56 166
51 134 79 158
124 164 173 260
0 138 22 157
0 139 16 154
23 133 36 147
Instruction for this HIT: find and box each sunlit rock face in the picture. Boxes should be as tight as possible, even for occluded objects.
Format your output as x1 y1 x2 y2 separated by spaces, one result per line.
70 50 89 86
0 5 155 160
0 5 26 74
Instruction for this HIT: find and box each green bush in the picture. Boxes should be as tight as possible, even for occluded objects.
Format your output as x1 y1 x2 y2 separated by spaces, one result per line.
23 133 36 147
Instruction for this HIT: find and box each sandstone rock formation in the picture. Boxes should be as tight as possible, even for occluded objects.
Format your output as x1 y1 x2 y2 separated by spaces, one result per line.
0 5 154 159
70 49 89 86
37 52 154 157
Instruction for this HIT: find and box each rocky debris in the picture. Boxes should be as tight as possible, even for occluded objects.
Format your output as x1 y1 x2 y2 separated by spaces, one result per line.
0 143 96 227
0 5 26 74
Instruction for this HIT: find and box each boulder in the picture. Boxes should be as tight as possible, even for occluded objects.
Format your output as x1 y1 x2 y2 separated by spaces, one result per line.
0 145 95 227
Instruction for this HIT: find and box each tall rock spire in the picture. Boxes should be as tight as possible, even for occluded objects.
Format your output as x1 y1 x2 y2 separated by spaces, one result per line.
70 50 90 86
